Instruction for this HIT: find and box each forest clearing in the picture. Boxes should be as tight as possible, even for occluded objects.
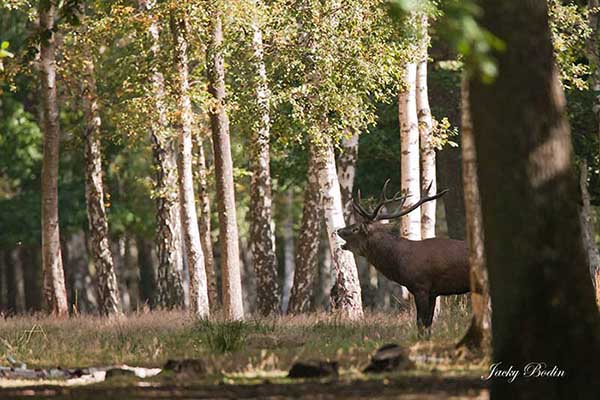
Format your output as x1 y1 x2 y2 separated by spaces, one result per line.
1 0 600 398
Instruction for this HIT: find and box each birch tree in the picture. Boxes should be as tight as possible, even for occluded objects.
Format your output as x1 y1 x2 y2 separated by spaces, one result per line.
281 188 295 313
206 6 244 320
248 0 279 315
416 15 436 240
39 0 68 316
287 156 322 314
170 8 209 317
195 136 218 309
312 138 363 319
399 61 421 240
579 159 600 303
456 73 490 352
139 0 185 308
81 52 122 317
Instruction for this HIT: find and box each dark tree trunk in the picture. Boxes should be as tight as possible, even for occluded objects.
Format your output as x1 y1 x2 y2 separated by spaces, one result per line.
456 74 491 352
137 236 156 308
20 246 42 312
471 0 600 397
207 9 244 320
5 250 17 314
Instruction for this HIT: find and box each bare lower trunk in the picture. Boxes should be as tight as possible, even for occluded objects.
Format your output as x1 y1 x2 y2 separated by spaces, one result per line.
196 137 218 310
39 0 68 316
399 62 421 240
249 6 279 315
281 188 295 313
312 138 363 319
144 2 185 309
170 11 209 318
288 155 322 314
456 74 491 352
207 10 244 320
82 56 121 317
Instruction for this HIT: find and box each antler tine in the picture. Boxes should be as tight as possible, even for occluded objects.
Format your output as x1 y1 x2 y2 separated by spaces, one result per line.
376 188 449 221
379 178 391 203
352 188 373 220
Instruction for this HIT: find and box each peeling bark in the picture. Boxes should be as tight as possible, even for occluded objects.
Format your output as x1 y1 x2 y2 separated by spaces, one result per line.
207 10 244 320
249 3 279 315
170 10 209 318
39 0 68 316
288 154 322 314
312 138 363 319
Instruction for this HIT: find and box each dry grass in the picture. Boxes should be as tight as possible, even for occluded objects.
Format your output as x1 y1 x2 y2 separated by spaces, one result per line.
0 308 474 375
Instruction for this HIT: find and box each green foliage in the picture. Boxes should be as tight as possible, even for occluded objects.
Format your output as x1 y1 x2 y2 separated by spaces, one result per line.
196 319 275 353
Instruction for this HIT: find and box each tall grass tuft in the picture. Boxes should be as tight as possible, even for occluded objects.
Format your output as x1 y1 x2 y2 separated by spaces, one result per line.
196 319 275 353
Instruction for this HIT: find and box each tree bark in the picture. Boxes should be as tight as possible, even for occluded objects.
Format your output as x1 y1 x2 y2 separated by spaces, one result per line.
195 137 218 310
587 0 600 305
416 17 436 239
579 160 600 298
281 188 295 313
207 9 244 320
471 0 600 397
170 10 210 318
312 139 363 319
249 3 279 315
456 73 491 352
337 132 359 224
399 62 421 240
39 0 68 316
82 55 121 317
141 0 185 309
288 154 322 314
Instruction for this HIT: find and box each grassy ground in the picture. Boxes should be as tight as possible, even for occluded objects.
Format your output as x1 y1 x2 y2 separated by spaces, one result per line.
0 307 489 398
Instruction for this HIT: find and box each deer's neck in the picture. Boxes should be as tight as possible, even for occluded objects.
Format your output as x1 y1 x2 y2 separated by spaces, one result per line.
364 229 412 285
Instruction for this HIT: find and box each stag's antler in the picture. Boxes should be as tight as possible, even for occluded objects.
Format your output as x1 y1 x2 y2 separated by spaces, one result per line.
352 179 448 222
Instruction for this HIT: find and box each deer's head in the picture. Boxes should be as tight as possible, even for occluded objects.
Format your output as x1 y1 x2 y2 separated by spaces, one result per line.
337 179 448 256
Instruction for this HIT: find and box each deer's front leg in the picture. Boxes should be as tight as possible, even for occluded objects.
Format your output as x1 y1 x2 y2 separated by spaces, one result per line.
414 291 431 339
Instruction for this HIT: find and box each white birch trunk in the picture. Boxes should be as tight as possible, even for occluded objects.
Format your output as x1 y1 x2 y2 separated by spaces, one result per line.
281 188 295 313
312 139 363 319
170 11 209 318
416 42 436 239
399 62 421 240
249 4 279 315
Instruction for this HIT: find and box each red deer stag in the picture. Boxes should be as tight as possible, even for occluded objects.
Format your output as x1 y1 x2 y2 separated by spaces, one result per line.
337 180 470 337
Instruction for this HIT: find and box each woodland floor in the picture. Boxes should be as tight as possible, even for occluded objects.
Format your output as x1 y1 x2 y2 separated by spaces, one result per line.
0 308 489 399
